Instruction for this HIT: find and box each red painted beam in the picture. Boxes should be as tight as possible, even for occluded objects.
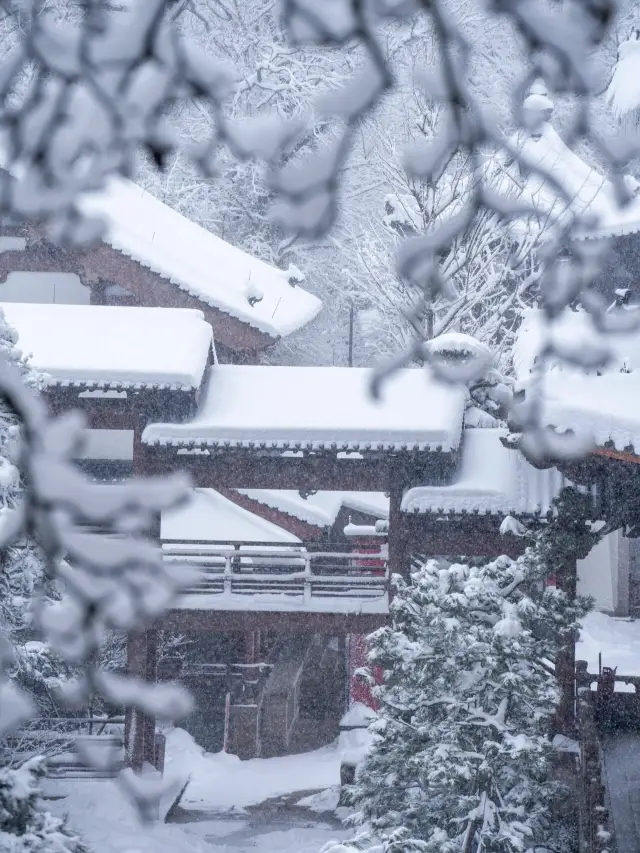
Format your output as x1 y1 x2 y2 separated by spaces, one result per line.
592 446 640 465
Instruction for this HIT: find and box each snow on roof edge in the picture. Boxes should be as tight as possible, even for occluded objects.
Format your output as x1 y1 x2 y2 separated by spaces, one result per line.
401 428 565 516
80 178 323 340
2 302 212 390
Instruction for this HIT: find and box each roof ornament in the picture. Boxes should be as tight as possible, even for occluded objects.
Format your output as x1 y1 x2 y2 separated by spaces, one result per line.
607 27 640 128
286 263 305 287
522 78 554 138
245 273 264 307
298 489 318 500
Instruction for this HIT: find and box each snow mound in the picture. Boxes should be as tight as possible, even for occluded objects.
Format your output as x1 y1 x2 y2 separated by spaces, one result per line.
296 787 340 813
340 702 376 728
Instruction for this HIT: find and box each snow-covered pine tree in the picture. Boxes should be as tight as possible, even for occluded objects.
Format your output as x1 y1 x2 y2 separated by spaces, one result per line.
0 308 71 722
0 756 89 852
347 545 590 853
0 308 88 850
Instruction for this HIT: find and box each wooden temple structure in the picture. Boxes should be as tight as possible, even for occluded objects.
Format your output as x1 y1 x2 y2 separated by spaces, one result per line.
3 177 640 797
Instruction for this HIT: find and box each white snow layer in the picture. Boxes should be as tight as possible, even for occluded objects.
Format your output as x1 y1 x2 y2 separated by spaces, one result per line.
508 121 640 239
79 177 322 338
142 365 466 450
161 489 301 543
514 308 640 452
541 372 640 453
607 34 640 119
513 307 640 380
177 590 389 614
46 728 348 853
235 490 390 527
577 611 640 676
164 726 342 812
2 302 212 389
402 428 565 515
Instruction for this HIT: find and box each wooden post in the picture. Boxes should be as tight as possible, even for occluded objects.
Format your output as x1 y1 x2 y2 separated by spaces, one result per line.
124 631 147 771
143 628 159 767
555 557 578 736
131 412 144 479
244 631 256 665
124 628 159 770
388 483 410 579
90 279 107 306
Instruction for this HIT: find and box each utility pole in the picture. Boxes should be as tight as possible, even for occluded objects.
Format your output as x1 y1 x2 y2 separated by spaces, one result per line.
348 301 354 367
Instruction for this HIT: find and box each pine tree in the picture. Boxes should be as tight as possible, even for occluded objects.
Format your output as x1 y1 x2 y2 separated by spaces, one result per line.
0 308 70 719
348 547 590 853
0 756 89 852
0 309 87 851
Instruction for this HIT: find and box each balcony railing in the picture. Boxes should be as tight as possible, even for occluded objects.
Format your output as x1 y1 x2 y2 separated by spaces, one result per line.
161 540 388 603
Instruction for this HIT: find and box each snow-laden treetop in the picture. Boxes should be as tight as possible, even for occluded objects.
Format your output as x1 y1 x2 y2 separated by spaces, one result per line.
505 79 640 240
607 29 640 120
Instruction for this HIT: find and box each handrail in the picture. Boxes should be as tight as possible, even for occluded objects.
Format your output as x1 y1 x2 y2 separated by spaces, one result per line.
160 539 382 549
162 547 386 561
162 539 389 601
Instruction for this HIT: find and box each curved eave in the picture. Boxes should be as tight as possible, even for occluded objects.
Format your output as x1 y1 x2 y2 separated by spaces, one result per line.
592 445 640 465
45 378 198 392
573 218 640 242
143 438 454 453
402 504 552 518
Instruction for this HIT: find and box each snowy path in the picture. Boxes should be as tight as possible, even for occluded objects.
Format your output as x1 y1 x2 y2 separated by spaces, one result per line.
601 731 640 853
164 727 343 813
45 730 351 853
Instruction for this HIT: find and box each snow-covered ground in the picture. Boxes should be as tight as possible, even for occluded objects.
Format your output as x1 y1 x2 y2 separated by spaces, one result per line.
164 727 342 812
44 729 349 853
577 611 640 675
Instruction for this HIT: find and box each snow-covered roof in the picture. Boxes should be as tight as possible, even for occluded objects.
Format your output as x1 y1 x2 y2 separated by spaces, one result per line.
540 372 640 453
402 428 565 515
161 489 300 543
513 307 640 380
607 32 640 119
235 490 390 528
79 177 322 339
2 302 212 390
507 121 640 239
577 610 640 675
142 366 466 451
514 308 640 452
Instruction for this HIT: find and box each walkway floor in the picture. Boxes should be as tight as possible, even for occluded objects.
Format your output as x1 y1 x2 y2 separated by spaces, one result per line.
170 790 347 852
601 730 640 852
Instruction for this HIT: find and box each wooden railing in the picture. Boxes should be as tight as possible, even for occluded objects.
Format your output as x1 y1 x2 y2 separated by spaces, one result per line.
161 540 389 603
4 717 126 779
